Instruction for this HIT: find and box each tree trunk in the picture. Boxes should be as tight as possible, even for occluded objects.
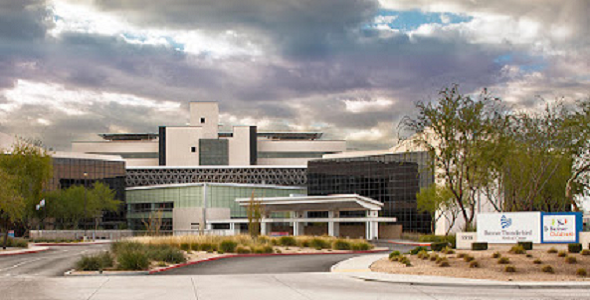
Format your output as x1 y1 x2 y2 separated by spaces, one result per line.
2 219 8 250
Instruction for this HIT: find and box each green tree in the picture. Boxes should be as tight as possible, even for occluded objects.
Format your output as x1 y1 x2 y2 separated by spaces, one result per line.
402 85 509 230
247 190 263 238
0 139 53 231
416 185 456 234
562 98 590 210
0 170 24 249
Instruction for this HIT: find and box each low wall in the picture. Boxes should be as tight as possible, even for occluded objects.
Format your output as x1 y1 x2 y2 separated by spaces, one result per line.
30 230 133 240
379 225 402 239
580 232 590 249
340 225 365 239
304 224 327 236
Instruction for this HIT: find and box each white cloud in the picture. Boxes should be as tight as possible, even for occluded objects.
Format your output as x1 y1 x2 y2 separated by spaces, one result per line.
344 98 395 113
345 126 388 141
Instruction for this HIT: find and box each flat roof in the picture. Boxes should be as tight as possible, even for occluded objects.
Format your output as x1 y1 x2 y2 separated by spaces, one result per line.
126 182 306 191
98 133 158 141
236 194 383 211
126 165 307 169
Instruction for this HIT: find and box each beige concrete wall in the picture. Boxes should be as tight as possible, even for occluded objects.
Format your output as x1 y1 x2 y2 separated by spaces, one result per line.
189 102 219 139
227 126 252 165
257 158 313 166
72 141 159 166
378 224 402 239
304 224 327 236
257 140 345 152
165 127 203 166
172 207 230 231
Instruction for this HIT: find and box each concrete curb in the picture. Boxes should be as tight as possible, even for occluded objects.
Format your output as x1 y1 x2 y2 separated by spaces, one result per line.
149 249 389 275
32 241 111 247
0 246 49 256
352 275 590 290
65 269 149 276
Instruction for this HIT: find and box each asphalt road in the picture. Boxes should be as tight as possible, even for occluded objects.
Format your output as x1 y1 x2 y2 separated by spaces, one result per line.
159 253 373 275
0 244 109 277
3 273 589 300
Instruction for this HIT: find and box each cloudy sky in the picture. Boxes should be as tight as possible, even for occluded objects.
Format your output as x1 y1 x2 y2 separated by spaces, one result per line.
0 0 589 151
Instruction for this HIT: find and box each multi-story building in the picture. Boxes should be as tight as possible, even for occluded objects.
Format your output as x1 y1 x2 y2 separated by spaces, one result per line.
72 102 346 167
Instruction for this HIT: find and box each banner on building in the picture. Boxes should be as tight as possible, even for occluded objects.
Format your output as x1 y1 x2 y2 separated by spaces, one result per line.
477 212 541 243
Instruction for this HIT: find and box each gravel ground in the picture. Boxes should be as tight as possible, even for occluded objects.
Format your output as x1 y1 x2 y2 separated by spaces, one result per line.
371 247 590 281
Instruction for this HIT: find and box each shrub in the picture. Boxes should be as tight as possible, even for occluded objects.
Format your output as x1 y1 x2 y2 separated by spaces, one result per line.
469 260 479 268
76 252 113 271
389 250 401 260
147 245 186 264
419 234 456 248
410 246 428 255
568 243 582 254
6 237 28 248
111 241 144 255
442 246 455 255
509 245 526 254
262 245 274 253
576 268 587 277
525 254 533 258
497 257 510 264
463 255 474 262
457 253 466 259
236 246 251 254
533 258 542 264
258 236 269 244
219 240 238 253
351 242 371 251
471 242 488 251
310 238 331 249
190 242 200 251
416 250 428 259
275 249 282 254
439 261 450 267
117 251 149 270
504 265 516 273
333 239 352 250
517 241 533 250
557 250 567 257
565 256 577 264
435 256 447 264
279 236 297 247
157 261 167 267
581 249 590 256
398 256 411 266
491 252 501 259
430 253 439 261
430 242 447 252
541 265 554 273
180 243 191 252
199 243 216 252
547 247 558 254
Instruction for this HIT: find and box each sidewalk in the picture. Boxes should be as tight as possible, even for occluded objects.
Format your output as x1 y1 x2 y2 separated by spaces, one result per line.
0 246 49 256
331 253 590 289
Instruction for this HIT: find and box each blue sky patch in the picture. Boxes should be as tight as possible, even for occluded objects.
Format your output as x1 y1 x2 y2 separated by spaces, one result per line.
372 9 473 31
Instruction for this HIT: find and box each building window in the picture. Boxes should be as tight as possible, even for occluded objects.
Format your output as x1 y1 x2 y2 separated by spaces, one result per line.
191 147 196 153
200 117 205 123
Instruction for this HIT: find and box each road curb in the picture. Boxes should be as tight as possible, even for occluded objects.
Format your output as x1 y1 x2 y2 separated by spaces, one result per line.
65 269 149 276
385 241 431 247
0 246 49 256
353 275 590 290
149 249 389 275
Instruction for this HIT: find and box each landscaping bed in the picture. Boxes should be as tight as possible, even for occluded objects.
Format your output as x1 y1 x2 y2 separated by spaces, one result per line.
372 245 590 281
69 235 378 274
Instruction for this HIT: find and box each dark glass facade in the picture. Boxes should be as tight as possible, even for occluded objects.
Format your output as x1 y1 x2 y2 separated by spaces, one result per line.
199 139 229 165
307 152 433 233
48 156 127 229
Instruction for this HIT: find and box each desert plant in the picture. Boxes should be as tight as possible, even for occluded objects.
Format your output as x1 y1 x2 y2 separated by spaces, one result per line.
463 255 474 262
410 246 428 255
581 249 590 256
557 250 567 257
525 254 533 258
310 238 331 250
416 249 429 259
279 236 297 247
469 260 479 268
157 261 167 267
568 243 582 254
351 242 372 251
435 256 447 264
457 253 466 258
147 245 186 264
333 239 352 250
419 234 456 248
430 242 447 252
533 258 542 264
180 243 191 252
441 246 455 254
547 247 558 254
199 242 217 252
236 246 251 254
275 249 282 254
430 253 439 261
497 257 510 264
471 242 488 251
76 252 113 271
517 241 533 250
565 256 577 264
491 252 501 259
219 240 238 253
117 251 149 270
576 268 587 277
504 265 516 273
541 265 554 273
398 256 412 266
439 260 450 267
509 245 526 254
389 250 401 261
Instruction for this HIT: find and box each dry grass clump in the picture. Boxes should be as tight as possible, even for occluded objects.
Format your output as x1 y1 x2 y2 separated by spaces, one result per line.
491 251 501 259
581 249 590 256
547 247 558 254
533 258 542 264
463 255 475 262
576 268 587 277
441 246 455 255
557 250 567 257
565 256 577 264
457 253 466 259
430 253 439 261
497 257 510 264
439 260 450 267
541 265 554 273
469 260 479 268
504 265 516 273
525 254 533 258
509 245 526 255
435 256 447 264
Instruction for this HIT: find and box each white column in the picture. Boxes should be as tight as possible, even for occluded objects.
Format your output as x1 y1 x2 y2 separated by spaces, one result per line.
366 210 379 240
328 211 335 237
260 220 268 236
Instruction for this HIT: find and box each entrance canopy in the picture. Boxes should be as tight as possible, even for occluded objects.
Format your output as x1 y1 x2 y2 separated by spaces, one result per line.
235 194 383 212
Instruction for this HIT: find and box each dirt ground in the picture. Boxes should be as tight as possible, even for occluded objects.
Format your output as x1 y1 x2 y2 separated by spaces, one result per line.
371 246 590 281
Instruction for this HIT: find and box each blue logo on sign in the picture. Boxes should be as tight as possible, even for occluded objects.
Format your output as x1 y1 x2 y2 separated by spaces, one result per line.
501 215 512 229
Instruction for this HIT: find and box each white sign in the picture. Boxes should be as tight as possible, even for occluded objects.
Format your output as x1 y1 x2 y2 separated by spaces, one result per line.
477 212 541 243
542 214 577 243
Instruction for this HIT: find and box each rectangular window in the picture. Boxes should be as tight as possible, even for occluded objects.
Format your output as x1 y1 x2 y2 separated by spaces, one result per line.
191 147 196 153
200 118 205 123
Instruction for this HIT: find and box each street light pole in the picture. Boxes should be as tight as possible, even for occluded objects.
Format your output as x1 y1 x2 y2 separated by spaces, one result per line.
83 172 88 240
